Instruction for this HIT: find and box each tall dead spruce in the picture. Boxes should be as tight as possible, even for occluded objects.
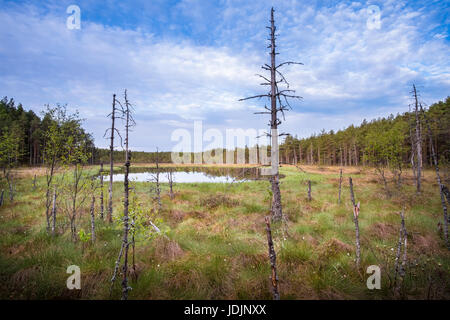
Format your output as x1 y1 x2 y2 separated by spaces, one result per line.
121 90 135 300
349 177 361 269
110 90 135 300
412 85 422 193
240 7 302 222
105 94 123 223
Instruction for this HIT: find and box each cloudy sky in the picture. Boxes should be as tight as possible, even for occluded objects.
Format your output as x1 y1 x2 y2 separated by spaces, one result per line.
0 0 449 152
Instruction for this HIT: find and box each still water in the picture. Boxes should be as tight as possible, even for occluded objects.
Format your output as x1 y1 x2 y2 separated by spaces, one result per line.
103 171 245 183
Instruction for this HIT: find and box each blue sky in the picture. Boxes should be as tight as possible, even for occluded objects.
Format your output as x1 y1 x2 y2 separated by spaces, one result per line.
0 0 449 152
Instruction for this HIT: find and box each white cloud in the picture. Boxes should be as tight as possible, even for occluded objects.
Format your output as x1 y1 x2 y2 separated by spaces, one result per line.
0 1 449 151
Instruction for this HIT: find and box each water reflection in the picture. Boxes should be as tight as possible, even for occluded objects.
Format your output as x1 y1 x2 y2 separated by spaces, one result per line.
102 166 267 183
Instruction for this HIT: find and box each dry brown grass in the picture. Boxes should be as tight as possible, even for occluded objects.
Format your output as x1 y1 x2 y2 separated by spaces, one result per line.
153 237 185 263
199 193 239 209
410 233 443 255
317 238 353 261
368 222 398 240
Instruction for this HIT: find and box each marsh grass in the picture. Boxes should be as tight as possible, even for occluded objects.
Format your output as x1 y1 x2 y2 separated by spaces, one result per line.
0 164 449 299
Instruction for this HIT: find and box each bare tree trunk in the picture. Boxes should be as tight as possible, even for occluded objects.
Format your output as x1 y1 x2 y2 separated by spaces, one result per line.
90 193 96 243
239 8 301 222
299 144 302 164
168 170 174 199
32 174 36 191
121 90 134 300
111 241 124 296
318 146 320 165
100 163 104 220
338 168 343 204
269 9 282 222
265 217 280 300
0 189 4 206
108 94 116 223
394 220 403 287
413 85 422 193
394 208 407 296
70 217 76 242
353 141 358 166
348 144 352 166
44 161 56 233
307 180 312 201
349 177 361 269
420 104 449 249
153 149 162 211
293 145 297 165
51 188 57 236
344 144 347 166
6 172 14 202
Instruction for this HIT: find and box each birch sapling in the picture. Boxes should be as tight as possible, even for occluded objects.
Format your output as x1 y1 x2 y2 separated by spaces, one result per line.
51 188 57 236
89 177 96 243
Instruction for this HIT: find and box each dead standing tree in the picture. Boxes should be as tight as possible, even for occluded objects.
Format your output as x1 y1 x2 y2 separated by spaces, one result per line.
111 90 135 300
265 216 280 300
105 94 124 223
167 169 175 200
99 163 104 220
420 103 449 249
89 176 99 243
121 90 135 300
338 168 343 204
240 7 302 222
150 148 162 211
349 177 361 269
412 85 423 193
394 208 408 295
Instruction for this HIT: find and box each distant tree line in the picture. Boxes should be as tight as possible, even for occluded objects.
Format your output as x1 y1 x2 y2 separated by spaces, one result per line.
0 97 94 166
1 95 448 169
279 97 450 168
